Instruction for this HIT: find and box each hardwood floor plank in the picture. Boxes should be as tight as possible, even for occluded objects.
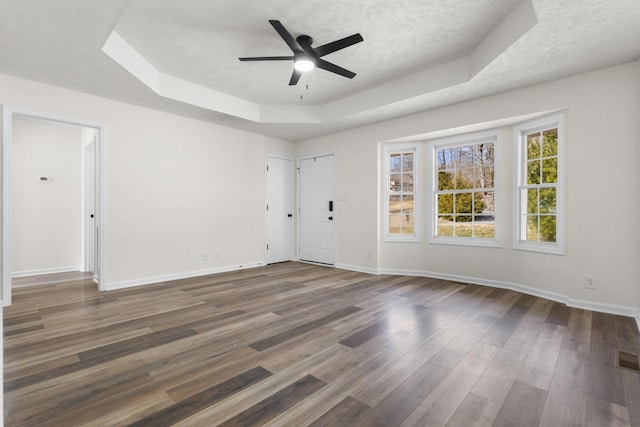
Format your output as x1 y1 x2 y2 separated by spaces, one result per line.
217 375 326 426
249 305 362 351
400 340 500 426
128 366 272 427
308 396 371 427
493 381 547 427
586 311 627 406
4 263 640 426
545 301 571 326
357 361 448 427
445 392 501 427
516 322 565 391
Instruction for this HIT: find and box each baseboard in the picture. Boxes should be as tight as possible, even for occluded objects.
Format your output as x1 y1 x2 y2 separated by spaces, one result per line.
12 265 82 278
335 263 379 275
106 261 266 291
338 264 638 320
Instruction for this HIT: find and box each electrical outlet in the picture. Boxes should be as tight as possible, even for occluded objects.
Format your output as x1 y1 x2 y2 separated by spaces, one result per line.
366 252 372 260
584 275 597 289
214 252 220 260
202 253 208 262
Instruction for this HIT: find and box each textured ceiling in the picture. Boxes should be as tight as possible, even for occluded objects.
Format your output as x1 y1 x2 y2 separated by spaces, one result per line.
115 0 519 105
1 0 640 141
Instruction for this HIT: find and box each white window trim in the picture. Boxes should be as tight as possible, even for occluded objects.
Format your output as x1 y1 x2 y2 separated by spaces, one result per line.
514 113 566 255
383 143 420 242
430 131 500 248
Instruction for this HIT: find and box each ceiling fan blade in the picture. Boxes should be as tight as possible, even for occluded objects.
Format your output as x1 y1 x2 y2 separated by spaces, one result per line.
289 69 302 86
269 20 302 52
313 33 364 57
316 59 356 79
239 56 293 61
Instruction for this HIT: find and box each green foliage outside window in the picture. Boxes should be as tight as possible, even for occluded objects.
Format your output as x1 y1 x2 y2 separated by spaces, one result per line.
525 128 558 242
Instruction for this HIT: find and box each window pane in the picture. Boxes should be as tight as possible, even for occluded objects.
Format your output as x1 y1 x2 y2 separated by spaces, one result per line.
437 217 453 236
527 133 541 159
455 219 473 237
390 154 401 172
451 147 462 168
473 192 486 214
527 189 539 214
540 216 556 242
526 215 539 240
402 153 414 172
389 195 401 213
543 129 558 157
401 195 414 214
389 214 402 234
438 171 454 190
482 191 495 215
438 194 453 215
403 215 415 234
457 215 472 223
539 188 556 214
437 149 450 170
455 171 473 189
455 193 473 214
402 172 414 192
390 173 401 192
473 220 495 238
527 160 540 184
542 158 557 183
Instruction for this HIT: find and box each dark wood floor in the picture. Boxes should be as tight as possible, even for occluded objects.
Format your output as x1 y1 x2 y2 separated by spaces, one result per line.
4 262 640 426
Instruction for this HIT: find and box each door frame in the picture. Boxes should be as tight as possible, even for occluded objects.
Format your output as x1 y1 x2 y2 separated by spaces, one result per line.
264 155 294 264
2 105 107 306
83 140 96 275
297 152 337 265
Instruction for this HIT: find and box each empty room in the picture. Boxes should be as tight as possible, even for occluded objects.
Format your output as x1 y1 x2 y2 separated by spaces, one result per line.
1 0 640 426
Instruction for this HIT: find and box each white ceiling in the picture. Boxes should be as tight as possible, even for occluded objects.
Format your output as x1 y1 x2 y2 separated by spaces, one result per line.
1 0 640 142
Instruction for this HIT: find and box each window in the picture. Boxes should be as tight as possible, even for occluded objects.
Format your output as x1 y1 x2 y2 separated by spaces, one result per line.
516 116 564 254
384 146 417 241
434 137 496 245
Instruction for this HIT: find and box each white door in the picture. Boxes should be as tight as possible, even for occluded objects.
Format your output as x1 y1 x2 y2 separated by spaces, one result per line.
83 141 95 273
299 154 335 265
266 156 293 264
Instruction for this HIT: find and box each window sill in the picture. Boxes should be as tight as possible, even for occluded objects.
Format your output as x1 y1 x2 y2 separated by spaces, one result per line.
384 235 420 243
514 241 564 255
430 236 501 249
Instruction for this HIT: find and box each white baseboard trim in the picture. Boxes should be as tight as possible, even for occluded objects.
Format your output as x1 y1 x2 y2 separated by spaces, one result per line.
337 264 638 320
12 265 82 278
335 263 379 275
105 261 266 291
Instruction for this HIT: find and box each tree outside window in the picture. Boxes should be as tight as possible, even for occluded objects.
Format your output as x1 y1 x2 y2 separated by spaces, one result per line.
435 140 496 239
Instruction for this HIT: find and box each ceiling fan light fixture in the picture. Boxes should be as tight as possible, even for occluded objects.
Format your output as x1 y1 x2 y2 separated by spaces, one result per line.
294 58 315 72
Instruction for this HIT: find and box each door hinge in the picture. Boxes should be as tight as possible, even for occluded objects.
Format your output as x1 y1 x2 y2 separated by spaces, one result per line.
266 204 269 211
266 244 269 250
266 165 269 171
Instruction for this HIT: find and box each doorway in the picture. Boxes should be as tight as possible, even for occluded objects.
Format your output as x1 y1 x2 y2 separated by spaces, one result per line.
298 154 335 265
2 106 105 306
265 156 293 264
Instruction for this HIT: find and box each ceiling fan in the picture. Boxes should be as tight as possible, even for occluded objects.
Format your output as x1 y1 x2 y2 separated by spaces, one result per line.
239 20 364 86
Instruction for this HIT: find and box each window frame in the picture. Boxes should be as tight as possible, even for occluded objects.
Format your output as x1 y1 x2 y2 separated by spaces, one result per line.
514 114 565 255
383 144 420 242
430 132 500 248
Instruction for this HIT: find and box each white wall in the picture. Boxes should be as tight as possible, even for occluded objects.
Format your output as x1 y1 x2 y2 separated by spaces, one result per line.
296 61 640 314
11 117 82 275
0 74 293 292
